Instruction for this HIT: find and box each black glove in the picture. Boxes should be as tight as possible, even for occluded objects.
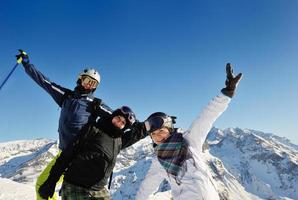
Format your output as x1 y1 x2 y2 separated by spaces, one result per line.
221 63 242 98
38 178 56 199
15 49 29 65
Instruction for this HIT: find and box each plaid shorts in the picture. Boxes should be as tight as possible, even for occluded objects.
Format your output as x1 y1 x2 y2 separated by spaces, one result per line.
60 181 111 200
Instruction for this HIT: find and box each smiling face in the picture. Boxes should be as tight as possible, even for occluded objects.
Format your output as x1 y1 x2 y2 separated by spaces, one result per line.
150 127 171 144
112 115 126 130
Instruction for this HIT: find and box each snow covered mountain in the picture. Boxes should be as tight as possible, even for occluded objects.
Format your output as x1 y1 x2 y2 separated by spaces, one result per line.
0 139 59 184
0 128 297 200
206 128 298 200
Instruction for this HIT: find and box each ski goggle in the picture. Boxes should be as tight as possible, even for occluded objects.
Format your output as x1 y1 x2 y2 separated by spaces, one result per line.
145 116 169 133
80 75 99 90
120 106 136 125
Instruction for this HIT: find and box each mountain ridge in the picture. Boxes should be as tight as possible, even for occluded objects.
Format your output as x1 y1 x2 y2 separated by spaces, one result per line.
0 128 297 200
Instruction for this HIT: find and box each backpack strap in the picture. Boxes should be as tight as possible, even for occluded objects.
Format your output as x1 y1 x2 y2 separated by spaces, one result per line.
89 97 102 123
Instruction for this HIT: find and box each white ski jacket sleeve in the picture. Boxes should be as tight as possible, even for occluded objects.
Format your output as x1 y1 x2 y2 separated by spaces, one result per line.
135 157 167 200
184 94 231 151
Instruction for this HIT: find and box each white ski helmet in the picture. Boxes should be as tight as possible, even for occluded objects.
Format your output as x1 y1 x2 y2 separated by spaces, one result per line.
78 68 101 84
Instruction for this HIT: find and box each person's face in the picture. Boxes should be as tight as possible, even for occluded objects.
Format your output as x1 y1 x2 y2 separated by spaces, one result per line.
150 127 171 144
112 115 126 129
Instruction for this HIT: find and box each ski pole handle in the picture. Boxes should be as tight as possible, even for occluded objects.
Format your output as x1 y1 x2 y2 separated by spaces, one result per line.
16 49 28 64
17 57 23 64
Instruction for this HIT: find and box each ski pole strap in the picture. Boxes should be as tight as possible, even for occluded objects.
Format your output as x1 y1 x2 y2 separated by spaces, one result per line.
0 63 19 91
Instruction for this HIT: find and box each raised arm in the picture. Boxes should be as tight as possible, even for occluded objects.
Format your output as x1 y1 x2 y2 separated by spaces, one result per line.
184 94 231 150
184 63 242 150
16 50 68 107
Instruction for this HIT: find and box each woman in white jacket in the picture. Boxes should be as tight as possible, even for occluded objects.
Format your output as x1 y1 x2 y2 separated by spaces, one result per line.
136 63 242 200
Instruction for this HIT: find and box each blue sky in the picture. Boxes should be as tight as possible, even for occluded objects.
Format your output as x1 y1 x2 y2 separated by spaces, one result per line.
0 0 297 144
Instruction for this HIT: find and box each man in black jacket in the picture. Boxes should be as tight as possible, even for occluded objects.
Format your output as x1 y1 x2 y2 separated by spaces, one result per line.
39 106 147 200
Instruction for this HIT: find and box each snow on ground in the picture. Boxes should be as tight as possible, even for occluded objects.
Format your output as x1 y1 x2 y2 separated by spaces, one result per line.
0 177 171 200
148 191 172 200
0 178 35 200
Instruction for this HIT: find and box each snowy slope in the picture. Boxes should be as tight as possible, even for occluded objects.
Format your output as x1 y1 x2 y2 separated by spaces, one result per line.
0 178 35 200
110 137 154 199
0 139 58 185
0 128 297 200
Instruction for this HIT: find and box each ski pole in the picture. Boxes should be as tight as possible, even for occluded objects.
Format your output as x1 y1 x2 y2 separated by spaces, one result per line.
108 172 113 189
0 56 23 91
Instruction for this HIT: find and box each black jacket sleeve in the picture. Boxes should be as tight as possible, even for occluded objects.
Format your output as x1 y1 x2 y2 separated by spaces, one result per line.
121 121 148 149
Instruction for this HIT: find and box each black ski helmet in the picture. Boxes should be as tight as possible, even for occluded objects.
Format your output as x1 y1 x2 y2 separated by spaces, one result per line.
112 106 136 129
144 112 176 133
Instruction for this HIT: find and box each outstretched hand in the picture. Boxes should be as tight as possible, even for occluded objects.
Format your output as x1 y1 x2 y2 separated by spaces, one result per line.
15 49 29 65
221 63 242 98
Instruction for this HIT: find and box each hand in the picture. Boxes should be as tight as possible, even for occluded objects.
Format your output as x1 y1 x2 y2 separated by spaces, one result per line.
15 49 29 65
221 63 242 98
38 179 56 199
